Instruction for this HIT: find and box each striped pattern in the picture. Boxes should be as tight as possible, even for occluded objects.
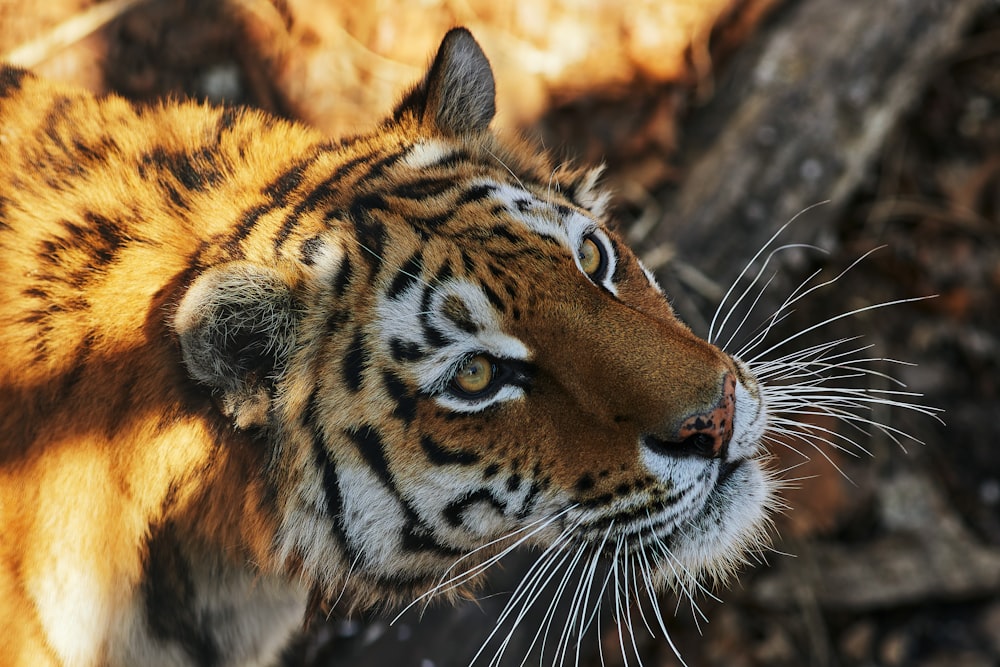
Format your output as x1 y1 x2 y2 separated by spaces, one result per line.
0 28 774 667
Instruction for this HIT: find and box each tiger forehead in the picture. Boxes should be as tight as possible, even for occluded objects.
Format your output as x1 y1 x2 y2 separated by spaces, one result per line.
349 139 596 240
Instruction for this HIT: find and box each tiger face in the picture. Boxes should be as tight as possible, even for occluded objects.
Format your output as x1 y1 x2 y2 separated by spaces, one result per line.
0 26 775 667
175 28 774 607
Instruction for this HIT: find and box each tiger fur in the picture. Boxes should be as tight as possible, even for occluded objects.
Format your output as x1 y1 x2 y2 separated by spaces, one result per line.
0 28 773 666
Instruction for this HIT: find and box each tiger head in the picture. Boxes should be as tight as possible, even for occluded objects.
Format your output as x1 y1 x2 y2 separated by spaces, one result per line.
174 28 774 612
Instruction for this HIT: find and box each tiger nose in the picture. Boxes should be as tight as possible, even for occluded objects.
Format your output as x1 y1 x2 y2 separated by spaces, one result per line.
642 373 736 459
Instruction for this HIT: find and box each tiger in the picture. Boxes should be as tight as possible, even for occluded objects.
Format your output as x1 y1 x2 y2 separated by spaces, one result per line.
0 27 777 666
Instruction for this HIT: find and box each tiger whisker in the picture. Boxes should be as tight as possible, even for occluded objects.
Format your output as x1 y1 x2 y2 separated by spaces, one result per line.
485 147 526 190
393 505 576 624
717 244 825 351
708 200 830 343
555 543 600 667
533 540 588 666
627 548 655 639
767 413 874 456
472 517 583 665
548 545 581 667
762 426 857 479
636 537 688 667
746 296 934 365
728 244 885 359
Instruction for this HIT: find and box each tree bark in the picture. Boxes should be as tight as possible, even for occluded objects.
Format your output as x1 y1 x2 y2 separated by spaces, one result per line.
644 0 990 332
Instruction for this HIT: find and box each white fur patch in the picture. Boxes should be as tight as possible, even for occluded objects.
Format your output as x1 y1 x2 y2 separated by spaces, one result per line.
376 276 529 413
274 461 348 586
306 237 346 288
637 257 664 294
34 562 107 666
488 182 571 243
402 140 453 169
574 165 611 218
486 181 618 294
338 463 409 573
730 366 767 460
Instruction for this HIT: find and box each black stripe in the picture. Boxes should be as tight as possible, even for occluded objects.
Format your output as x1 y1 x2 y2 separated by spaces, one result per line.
487 224 523 246
299 235 324 265
575 474 595 493
389 337 424 363
269 163 318 250
331 253 353 298
518 481 543 519
84 212 125 268
229 203 271 253
294 152 373 215
227 149 328 252
306 391 351 552
216 107 238 134
420 435 479 466
443 489 507 528
609 237 626 285
325 308 350 334
418 286 449 349
143 525 220 667
140 147 222 193
382 371 417 425
506 473 521 492
460 251 476 275
409 212 452 233
349 425 391 482
348 425 463 557
434 150 470 169
0 67 29 99
41 96 72 151
386 250 422 300
457 183 496 205
264 161 308 202
350 196 388 262
342 329 367 392
480 281 507 314
273 152 375 248
362 149 405 179
436 260 454 283
392 177 455 199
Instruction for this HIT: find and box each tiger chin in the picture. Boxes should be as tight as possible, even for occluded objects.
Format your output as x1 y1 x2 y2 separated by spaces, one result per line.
0 27 776 667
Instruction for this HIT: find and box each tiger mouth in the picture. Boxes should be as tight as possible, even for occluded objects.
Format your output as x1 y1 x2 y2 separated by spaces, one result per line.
567 457 749 548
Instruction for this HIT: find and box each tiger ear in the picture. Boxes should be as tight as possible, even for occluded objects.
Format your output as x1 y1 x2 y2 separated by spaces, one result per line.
394 27 496 136
174 262 299 428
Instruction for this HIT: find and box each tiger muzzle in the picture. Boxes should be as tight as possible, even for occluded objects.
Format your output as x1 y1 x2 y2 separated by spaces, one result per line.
641 372 736 460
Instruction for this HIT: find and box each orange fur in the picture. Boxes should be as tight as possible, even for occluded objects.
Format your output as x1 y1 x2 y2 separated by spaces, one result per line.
0 29 771 666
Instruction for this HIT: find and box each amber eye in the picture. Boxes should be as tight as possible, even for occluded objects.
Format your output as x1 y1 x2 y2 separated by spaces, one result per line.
578 233 608 279
452 354 495 396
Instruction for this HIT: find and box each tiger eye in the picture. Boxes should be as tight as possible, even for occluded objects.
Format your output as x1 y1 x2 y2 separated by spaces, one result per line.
579 236 602 276
453 355 494 395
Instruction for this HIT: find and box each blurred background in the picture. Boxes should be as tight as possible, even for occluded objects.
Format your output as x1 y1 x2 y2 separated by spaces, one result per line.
3 0 997 664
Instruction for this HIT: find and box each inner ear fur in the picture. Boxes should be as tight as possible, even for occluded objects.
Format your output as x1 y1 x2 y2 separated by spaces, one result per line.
174 261 299 428
393 27 496 136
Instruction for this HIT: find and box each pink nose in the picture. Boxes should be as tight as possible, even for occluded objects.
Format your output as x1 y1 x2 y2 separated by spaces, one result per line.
643 373 736 459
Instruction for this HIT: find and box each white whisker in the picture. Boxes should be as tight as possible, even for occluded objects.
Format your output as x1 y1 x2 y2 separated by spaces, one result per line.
472 517 584 666
709 201 829 342
394 505 576 624
745 296 933 364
